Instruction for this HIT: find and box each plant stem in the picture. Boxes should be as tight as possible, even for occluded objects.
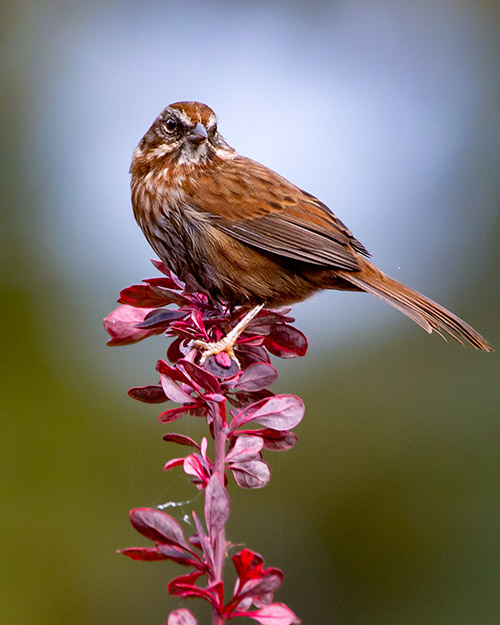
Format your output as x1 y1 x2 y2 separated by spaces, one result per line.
212 609 227 625
211 401 228 625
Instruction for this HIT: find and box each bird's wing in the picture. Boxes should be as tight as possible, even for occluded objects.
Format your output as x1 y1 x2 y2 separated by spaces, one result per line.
184 156 369 271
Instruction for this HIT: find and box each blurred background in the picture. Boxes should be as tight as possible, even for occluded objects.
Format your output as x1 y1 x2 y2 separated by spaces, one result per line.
1 1 499 623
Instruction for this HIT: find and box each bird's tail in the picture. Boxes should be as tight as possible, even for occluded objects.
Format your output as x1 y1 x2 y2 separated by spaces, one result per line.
340 258 493 352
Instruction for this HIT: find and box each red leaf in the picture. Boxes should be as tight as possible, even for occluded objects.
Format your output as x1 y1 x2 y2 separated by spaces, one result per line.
230 460 270 489
236 428 298 452
204 474 230 538
120 545 199 567
237 569 284 600
128 384 167 404
168 573 221 609
235 344 270 367
162 433 200 448
118 283 186 308
204 354 239 379
236 603 300 625
157 544 204 567
230 395 304 432
264 325 308 358
158 405 192 423
179 359 221 394
104 305 160 345
225 435 264 464
163 457 185 471
236 363 278 392
232 548 264 581
167 337 185 363
232 389 275 410
190 308 207 335
119 547 170 561
159 373 194 404
143 276 180 289
246 311 294 334
157 359 192 384
191 510 214 565
183 455 210 484
129 508 189 549
150 259 180 283
167 608 198 625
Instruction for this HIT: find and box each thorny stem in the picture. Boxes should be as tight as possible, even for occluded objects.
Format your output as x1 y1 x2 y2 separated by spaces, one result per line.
211 401 228 625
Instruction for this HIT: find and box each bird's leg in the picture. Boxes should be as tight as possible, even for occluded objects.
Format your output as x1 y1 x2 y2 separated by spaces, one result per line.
194 304 264 365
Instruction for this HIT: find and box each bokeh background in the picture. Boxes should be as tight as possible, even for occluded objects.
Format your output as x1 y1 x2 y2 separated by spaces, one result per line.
1 1 499 624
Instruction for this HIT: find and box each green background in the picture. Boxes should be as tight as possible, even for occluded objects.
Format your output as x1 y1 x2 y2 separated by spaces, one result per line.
1 1 499 624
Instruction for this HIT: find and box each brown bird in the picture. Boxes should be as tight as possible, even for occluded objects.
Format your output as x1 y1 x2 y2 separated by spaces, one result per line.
130 101 492 360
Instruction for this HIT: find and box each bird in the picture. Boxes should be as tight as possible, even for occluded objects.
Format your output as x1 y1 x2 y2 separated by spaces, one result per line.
130 101 492 361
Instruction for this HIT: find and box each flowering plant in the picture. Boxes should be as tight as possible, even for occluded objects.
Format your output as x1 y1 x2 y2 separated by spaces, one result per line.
104 260 308 624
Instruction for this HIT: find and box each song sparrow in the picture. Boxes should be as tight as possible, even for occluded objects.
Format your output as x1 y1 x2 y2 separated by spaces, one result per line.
130 101 492 359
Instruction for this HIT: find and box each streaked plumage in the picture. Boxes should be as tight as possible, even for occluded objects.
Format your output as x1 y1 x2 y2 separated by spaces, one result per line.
130 101 492 352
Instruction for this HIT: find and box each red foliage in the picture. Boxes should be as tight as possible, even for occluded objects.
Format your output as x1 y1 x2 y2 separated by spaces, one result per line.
105 262 305 624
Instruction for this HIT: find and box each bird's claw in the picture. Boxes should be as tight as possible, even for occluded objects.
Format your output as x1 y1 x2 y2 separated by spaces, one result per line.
193 337 240 367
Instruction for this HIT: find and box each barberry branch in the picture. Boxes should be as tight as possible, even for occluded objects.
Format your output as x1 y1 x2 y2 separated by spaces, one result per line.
104 260 306 625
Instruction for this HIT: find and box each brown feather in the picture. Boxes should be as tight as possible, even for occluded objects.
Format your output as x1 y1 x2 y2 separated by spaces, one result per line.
130 101 493 353
337 258 493 351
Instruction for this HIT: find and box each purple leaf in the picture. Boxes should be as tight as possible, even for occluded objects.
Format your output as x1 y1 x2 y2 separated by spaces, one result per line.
168 574 223 610
119 547 170 561
204 474 230 537
162 433 200 448
147 286 189 307
120 545 199 567
230 460 270 489
237 569 284 601
225 435 264 464
142 276 179 289
230 395 304 432
191 510 214 567
236 363 278 392
167 337 185 363
183 455 209 484
137 308 187 328
167 608 198 625
156 544 203 567
231 388 275 410
158 405 192 423
264 325 308 358
129 508 189 549
168 572 215 604
128 384 167 404
236 428 298 452
246 311 294 334
205 354 239 379
252 592 274 609
235 344 270 367
178 359 221 393
163 457 185 471
238 603 301 625
118 283 186 308
150 259 181 284
159 373 194 404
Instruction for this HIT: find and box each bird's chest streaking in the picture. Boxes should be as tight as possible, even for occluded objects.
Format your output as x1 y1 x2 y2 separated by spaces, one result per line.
131 173 214 285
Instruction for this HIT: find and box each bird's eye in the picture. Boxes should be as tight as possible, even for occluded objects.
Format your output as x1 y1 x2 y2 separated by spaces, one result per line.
164 118 177 132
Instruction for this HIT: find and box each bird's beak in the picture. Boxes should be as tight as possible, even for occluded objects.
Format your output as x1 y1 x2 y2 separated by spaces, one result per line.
187 122 208 145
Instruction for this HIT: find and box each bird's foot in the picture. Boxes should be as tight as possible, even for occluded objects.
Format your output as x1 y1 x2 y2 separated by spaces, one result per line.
193 335 240 367
193 303 265 368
